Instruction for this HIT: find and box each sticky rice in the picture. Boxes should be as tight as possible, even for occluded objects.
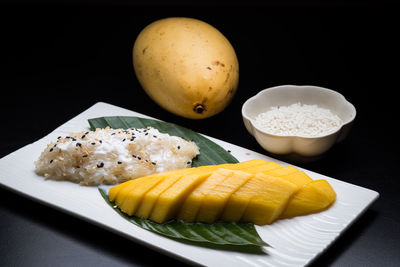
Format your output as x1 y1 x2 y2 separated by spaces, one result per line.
35 127 200 185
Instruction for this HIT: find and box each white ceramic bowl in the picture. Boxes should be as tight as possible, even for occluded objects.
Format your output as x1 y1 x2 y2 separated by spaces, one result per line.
242 85 356 161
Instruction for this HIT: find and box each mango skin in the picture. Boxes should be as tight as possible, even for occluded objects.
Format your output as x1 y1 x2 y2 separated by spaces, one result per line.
133 17 239 119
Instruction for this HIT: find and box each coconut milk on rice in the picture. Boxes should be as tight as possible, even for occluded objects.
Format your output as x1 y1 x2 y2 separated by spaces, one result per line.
35 127 199 185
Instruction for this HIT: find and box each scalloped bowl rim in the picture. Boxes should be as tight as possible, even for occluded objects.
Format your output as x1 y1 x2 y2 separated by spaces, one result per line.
242 85 356 140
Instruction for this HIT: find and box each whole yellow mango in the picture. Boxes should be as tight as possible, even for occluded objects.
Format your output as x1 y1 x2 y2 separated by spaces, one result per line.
133 17 239 119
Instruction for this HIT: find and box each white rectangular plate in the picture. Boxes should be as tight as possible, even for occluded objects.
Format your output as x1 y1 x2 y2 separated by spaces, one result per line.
0 102 379 267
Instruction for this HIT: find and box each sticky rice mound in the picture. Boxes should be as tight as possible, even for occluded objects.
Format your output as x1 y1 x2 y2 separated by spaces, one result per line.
35 127 200 185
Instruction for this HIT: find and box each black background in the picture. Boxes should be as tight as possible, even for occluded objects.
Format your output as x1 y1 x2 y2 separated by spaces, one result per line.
1 1 399 266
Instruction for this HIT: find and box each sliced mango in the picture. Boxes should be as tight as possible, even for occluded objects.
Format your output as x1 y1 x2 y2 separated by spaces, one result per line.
280 179 336 219
150 172 211 223
113 179 143 206
178 168 232 222
118 176 164 216
109 159 336 225
131 159 266 181
280 171 313 188
134 165 216 219
221 173 274 222
196 170 253 223
265 166 299 177
243 161 281 174
109 179 137 202
241 173 298 225
135 173 184 219
224 159 268 170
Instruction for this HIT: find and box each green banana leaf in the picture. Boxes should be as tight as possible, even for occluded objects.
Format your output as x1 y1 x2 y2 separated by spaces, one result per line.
99 185 266 247
89 116 267 247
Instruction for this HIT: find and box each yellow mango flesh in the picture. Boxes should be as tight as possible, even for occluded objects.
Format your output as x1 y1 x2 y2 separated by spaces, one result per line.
177 169 232 222
280 171 313 188
221 173 271 222
132 159 266 181
135 164 252 220
118 176 164 216
247 164 312 190
135 173 184 219
109 179 136 202
150 172 211 223
109 159 336 225
243 162 281 174
196 170 253 223
265 166 299 177
241 173 298 225
280 179 336 219
113 179 143 207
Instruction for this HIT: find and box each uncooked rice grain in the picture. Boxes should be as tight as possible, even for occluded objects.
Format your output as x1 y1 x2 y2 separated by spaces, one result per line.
254 103 342 137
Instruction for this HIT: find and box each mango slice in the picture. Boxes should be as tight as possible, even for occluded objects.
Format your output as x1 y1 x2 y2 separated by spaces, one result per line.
259 165 312 190
150 172 211 223
113 179 143 206
221 173 273 222
133 159 266 181
109 179 136 202
280 179 336 219
243 161 281 174
135 173 184 219
280 171 313 188
177 169 232 222
117 176 165 216
108 159 336 225
134 164 223 219
241 173 298 225
265 166 299 177
196 170 253 223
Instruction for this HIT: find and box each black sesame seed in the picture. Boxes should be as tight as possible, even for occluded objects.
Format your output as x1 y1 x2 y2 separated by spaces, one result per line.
130 138 135 141
83 154 88 158
227 150 231 153
97 162 104 168
81 135 86 139
132 155 136 158
187 161 191 164
76 166 80 168
99 140 102 143
85 131 89 135
49 148 53 152
153 135 157 138
137 157 141 160
111 133 116 135
145 133 148 136
122 138 126 142
117 161 122 164
76 143 82 147
66 136 71 139
91 142 96 145
152 162 156 165
57 136 61 139
177 146 181 149
72 138 77 141
50 160 53 163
